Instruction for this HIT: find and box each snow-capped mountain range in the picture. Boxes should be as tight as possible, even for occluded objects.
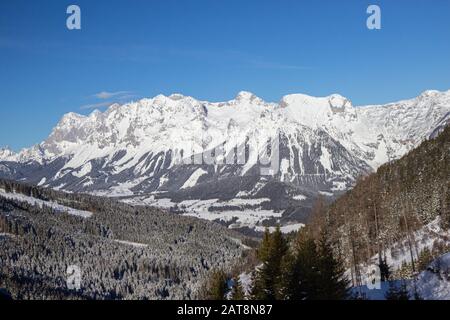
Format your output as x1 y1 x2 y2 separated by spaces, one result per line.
1 89 449 230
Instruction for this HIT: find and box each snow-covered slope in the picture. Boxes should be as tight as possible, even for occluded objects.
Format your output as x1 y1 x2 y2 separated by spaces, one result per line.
0 188 93 218
1 90 449 228
415 253 450 300
350 216 450 290
354 253 450 300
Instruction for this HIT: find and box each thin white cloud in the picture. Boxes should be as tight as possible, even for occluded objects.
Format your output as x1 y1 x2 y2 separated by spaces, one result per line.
80 101 117 110
81 91 140 110
93 91 133 99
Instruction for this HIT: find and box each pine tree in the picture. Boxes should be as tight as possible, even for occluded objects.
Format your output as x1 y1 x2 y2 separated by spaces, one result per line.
203 269 228 300
277 250 304 300
276 231 320 300
257 228 272 261
230 277 245 300
251 226 288 300
308 196 327 239
417 247 433 271
291 233 320 300
279 230 350 300
378 258 391 282
316 231 350 300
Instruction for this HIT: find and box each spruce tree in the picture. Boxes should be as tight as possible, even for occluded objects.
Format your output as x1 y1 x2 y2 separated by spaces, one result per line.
295 236 320 299
378 258 391 282
251 226 287 300
277 251 303 300
257 228 272 261
277 231 320 300
203 269 228 300
230 277 245 300
279 230 349 300
417 247 433 271
316 231 350 300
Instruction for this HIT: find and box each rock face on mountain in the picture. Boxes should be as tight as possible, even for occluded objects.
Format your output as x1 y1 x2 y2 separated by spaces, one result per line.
1 90 449 229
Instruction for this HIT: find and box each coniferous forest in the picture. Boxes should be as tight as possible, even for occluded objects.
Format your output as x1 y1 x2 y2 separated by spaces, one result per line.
1 0 450 306
0 179 248 299
0 126 449 300
202 125 450 301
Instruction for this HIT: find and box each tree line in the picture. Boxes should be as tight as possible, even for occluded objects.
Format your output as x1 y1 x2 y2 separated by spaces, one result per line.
203 225 349 300
0 181 248 300
202 125 450 300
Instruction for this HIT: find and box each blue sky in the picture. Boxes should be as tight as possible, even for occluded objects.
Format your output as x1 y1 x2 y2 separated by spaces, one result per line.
1 0 450 150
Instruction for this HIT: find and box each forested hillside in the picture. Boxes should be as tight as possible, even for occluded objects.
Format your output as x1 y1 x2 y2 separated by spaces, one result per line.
317 125 450 285
202 126 449 301
0 179 249 299
1 124 449 300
